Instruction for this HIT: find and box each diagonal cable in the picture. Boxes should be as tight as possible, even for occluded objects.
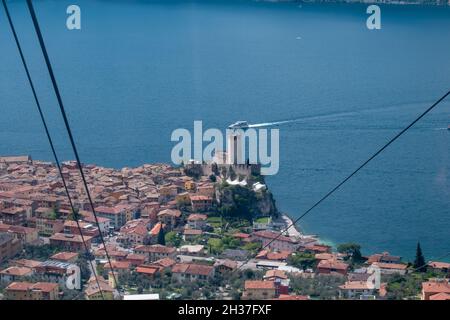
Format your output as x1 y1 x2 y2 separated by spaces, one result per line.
237 89 450 271
1 0 105 299
24 0 121 296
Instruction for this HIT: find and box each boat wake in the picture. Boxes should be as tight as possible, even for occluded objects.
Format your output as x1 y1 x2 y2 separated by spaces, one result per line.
248 111 358 128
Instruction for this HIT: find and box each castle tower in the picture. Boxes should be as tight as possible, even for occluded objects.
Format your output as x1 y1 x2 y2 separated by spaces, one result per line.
226 130 244 165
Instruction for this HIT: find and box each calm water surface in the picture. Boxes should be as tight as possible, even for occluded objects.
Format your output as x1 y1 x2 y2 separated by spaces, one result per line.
1 0 450 260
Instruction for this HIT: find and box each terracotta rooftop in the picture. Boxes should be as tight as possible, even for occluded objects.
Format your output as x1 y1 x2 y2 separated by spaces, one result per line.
95 206 124 215
135 244 176 254
428 261 450 269
371 262 407 270
187 214 208 221
318 259 349 271
12 259 42 269
50 252 79 262
276 294 309 300
50 233 93 243
157 209 181 218
0 266 33 277
422 280 450 294
339 281 371 290
190 195 212 201
253 230 297 244
264 269 288 280
429 292 450 300
171 263 214 276
6 281 58 293
151 257 176 269
136 266 159 275
244 280 276 290
104 260 131 270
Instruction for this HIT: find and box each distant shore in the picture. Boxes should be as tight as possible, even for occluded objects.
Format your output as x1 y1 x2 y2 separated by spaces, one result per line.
258 0 450 6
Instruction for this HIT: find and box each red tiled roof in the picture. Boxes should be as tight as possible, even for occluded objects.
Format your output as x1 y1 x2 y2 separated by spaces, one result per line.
276 294 309 300
0 266 33 277
317 259 349 271
253 230 297 244
244 280 275 290
157 209 181 218
12 259 42 269
372 262 407 270
190 195 212 201
215 259 238 270
136 266 158 275
50 252 79 261
31 282 59 293
6 282 33 291
171 263 214 276
149 222 162 236
50 233 93 243
6 281 58 293
428 261 450 269
264 269 288 280
126 253 146 261
104 260 131 270
315 253 337 261
339 281 370 290
151 258 176 269
95 206 124 215
303 244 331 253
422 280 450 294
1 207 25 215
135 244 176 254
187 214 207 221
367 252 401 264
429 292 450 300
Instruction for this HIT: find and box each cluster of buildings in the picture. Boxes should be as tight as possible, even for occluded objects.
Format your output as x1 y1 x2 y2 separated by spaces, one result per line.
0 155 216 299
0 155 449 300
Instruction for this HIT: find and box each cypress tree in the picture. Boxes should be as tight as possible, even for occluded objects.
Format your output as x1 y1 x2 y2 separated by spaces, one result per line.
414 242 426 272
157 226 166 246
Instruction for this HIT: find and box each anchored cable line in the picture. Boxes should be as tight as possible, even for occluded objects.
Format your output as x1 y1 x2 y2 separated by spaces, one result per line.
237 89 450 271
1 0 105 299
24 0 121 295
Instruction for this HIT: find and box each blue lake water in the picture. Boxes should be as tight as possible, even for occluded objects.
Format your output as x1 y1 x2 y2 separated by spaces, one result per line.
1 0 450 260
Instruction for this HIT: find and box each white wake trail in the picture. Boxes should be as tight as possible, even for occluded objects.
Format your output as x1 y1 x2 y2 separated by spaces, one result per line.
248 111 358 128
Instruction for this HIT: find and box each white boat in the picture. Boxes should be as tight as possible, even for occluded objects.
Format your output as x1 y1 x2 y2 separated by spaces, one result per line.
228 121 249 129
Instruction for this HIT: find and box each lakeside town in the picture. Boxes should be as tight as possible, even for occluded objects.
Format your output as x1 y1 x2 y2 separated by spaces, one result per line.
0 155 449 300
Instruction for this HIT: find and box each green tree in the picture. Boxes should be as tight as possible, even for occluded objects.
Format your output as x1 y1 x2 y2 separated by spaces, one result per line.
208 238 223 255
157 227 166 246
337 243 364 264
386 273 428 300
20 244 60 260
288 252 316 270
414 242 426 272
290 274 345 299
76 255 91 284
67 208 79 221
165 231 182 247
